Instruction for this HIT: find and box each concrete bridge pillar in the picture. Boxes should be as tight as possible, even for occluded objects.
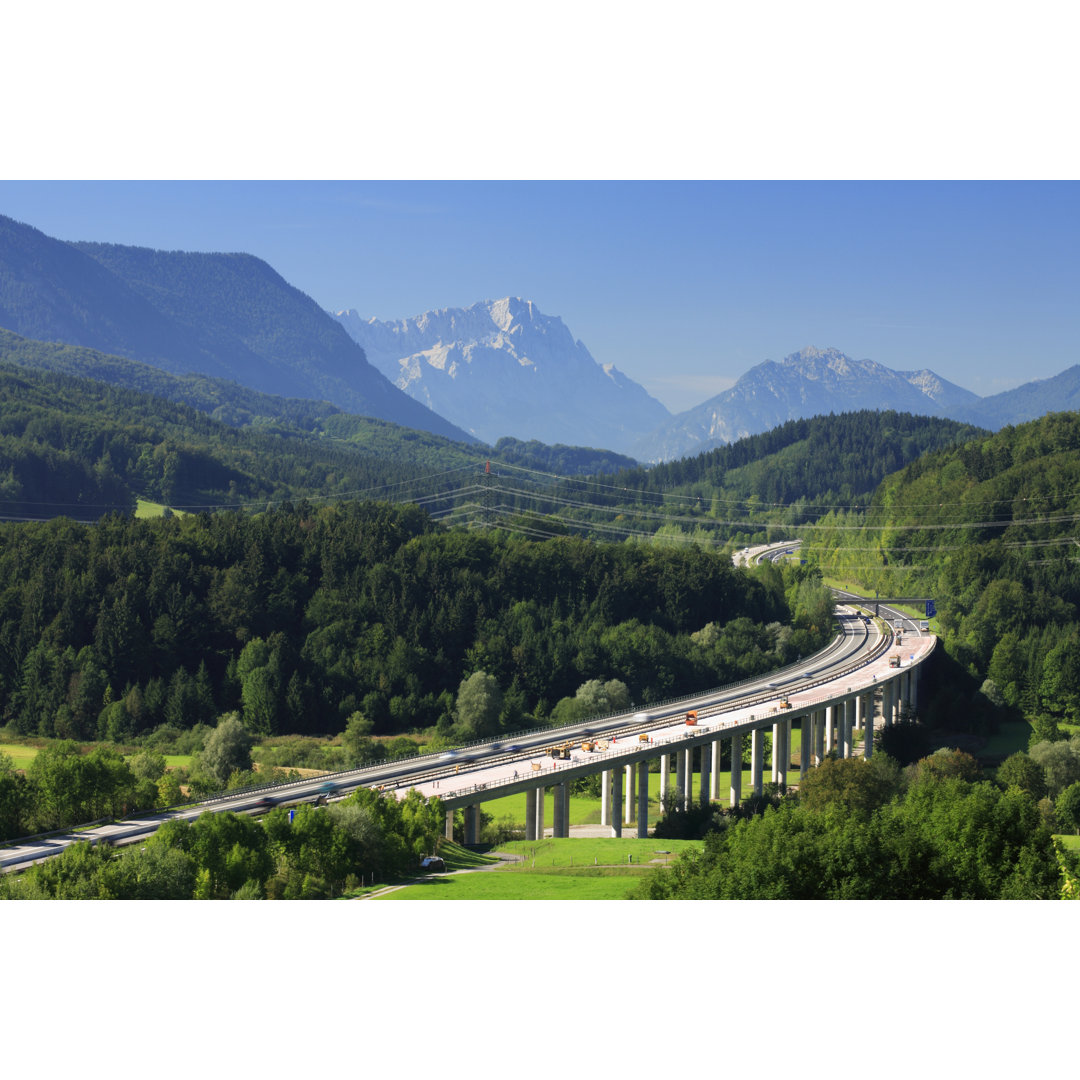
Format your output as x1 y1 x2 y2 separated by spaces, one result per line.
625 764 634 824
771 721 780 783
730 733 742 808
710 738 720 800
752 727 764 796
659 754 668 804
464 804 480 845
843 699 855 758
800 716 810 777
777 717 790 788
525 788 537 840
600 770 611 827
675 751 685 807
815 709 825 763
637 761 649 838
825 705 836 755
535 786 546 839
445 808 454 841
611 766 623 838
553 783 566 838
865 694 875 759
683 748 694 810
700 740 712 807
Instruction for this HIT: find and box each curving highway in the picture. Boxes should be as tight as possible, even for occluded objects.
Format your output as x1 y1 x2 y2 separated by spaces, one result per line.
2 578 934 869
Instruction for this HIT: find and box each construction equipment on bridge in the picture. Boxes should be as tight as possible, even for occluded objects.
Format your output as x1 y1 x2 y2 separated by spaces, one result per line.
889 654 901 668
779 697 793 710
685 710 698 725
581 739 595 752
638 732 650 742
544 742 573 759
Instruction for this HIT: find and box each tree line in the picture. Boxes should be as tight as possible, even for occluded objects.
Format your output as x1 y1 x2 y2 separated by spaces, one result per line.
633 745 1077 900
0 785 446 900
0 500 832 748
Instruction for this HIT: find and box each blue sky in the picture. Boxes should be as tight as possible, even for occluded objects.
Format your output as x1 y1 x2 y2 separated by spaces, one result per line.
3 179 1076 412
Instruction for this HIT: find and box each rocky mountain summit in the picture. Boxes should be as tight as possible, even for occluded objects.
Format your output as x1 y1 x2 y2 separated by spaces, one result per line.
629 346 984 462
333 298 669 453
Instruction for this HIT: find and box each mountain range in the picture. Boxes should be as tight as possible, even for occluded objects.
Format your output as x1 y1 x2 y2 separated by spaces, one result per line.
2 211 1078 466
333 299 670 452
627 346 1080 463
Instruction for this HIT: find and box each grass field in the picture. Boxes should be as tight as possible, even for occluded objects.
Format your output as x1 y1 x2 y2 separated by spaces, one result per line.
376 837 702 900
1056 834 1080 851
135 499 187 518
0 743 38 770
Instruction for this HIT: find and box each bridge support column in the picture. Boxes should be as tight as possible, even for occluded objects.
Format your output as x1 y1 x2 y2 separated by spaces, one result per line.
535 786 546 839
815 709 825 763
800 716 810 777
710 739 720 800
600 770 611 827
625 764 634 825
611 767 623 837
730 733 742 807
464 804 480 845
659 754 668 804
638 761 649 838
825 705 836 755
865 695 875 759
675 751 685 807
855 694 865 731
752 728 764 796
777 717 790 788
683 748 693 810
553 783 565 838
771 721 780 783
842 699 854 758
700 740 712 807
445 808 455 841
525 788 537 840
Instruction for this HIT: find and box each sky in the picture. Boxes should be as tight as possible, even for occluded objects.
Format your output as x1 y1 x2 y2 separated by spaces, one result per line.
4 5 1078 415
3 179 1077 413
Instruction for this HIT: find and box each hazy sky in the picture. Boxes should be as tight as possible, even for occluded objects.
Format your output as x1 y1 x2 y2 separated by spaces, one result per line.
3 179 1076 413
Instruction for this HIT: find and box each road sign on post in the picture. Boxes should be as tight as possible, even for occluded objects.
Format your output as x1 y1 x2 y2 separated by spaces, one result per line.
926 599 936 618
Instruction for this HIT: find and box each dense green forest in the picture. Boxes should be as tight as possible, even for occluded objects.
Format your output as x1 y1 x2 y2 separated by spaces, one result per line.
633 752 1073 900
0 500 831 747
807 411 1080 732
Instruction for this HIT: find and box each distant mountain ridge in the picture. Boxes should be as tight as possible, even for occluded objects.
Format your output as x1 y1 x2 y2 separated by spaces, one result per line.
333 298 670 453
628 346 1072 462
0 215 476 444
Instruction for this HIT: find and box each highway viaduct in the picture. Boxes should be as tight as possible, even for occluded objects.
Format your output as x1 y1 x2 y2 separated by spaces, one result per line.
387 614 935 844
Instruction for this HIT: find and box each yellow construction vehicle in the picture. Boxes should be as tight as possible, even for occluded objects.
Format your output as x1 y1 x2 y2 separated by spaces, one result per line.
685 710 698 725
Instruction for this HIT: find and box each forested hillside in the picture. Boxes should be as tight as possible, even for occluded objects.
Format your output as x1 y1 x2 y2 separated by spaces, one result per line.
0 501 830 743
613 411 986 511
473 412 989 549
807 412 1080 728
0 215 474 442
